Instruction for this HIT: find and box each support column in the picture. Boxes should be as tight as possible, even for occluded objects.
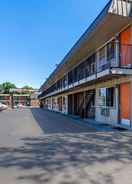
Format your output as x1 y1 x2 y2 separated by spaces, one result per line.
51 96 53 110
72 94 74 115
84 91 86 119
116 85 120 125
115 38 120 67
96 51 99 76
66 74 68 89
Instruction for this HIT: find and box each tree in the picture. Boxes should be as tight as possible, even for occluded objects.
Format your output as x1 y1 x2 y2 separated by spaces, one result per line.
1 82 16 93
22 85 33 90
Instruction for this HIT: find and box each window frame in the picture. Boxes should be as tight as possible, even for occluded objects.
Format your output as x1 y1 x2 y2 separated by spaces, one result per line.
99 87 115 108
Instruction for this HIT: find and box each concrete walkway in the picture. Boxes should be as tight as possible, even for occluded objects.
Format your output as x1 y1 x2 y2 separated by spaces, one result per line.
0 108 132 184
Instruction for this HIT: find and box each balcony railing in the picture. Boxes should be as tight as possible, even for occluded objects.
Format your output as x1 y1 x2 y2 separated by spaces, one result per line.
39 43 132 99
97 43 132 73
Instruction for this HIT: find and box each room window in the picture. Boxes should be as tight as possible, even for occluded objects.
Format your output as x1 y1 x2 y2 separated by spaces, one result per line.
99 47 105 61
78 63 85 80
91 63 95 74
106 87 114 107
107 42 115 61
97 47 107 72
85 64 90 77
68 71 73 85
63 97 66 105
99 87 115 107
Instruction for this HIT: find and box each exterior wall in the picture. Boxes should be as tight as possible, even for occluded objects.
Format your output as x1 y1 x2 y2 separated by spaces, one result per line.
95 87 119 125
120 26 132 67
43 95 68 115
45 97 52 110
43 84 119 125
62 96 68 114
13 95 31 106
0 94 36 107
119 82 131 126
30 99 39 107
41 76 132 129
52 97 58 112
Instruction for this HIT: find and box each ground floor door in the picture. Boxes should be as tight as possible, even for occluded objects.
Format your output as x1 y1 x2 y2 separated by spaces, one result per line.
68 90 95 119
74 92 84 118
68 95 73 115
120 83 131 126
58 97 62 112
85 90 95 119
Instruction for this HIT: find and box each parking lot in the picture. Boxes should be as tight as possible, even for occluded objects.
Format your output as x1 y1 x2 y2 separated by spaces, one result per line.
0 108 132 184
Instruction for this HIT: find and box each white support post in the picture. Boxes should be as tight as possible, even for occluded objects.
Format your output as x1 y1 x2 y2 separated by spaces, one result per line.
51 96 53 110
115 37 120 67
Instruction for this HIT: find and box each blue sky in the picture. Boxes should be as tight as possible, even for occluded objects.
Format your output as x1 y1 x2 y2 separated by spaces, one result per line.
0 0 108 88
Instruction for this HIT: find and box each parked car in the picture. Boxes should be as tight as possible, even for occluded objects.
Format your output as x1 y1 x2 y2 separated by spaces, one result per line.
0 103 8 111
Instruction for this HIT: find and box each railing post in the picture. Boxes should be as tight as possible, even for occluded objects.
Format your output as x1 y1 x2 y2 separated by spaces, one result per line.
115 38 120 67
67 73 68 88
96 51 99 77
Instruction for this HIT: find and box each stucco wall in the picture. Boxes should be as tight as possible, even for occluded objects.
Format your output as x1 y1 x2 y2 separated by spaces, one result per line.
45 95 68 115
62 96 68 115
95 87 119 125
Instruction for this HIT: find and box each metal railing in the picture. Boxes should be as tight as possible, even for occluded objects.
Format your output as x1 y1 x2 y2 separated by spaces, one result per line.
97 43 132 73
39 43 132 98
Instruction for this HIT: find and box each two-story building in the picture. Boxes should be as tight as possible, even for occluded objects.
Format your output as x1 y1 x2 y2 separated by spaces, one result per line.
39 0 132 129
0 88 39 108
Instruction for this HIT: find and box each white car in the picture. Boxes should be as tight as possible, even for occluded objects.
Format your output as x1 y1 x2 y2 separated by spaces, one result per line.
0 103 8 111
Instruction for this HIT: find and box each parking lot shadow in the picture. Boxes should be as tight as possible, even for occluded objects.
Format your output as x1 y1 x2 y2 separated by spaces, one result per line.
0 132 132 184
0 108 131 184
30 108 97 134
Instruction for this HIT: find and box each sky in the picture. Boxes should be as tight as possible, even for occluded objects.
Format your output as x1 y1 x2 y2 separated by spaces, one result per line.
0 0 108 88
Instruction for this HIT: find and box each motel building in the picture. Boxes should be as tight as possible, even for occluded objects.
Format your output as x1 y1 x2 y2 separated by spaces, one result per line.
0 89 39 108
39 0 132 129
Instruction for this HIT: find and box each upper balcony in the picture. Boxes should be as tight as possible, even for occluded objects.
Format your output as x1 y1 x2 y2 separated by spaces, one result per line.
67 41 132 87
39 41 132 99
97 42 132 78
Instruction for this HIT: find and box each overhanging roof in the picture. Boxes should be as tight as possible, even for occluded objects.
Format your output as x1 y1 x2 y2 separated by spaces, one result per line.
40 0 132 91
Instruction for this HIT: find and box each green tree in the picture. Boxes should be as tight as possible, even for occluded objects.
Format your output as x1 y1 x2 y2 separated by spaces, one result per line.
1 82 16 93
22 85 33 90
